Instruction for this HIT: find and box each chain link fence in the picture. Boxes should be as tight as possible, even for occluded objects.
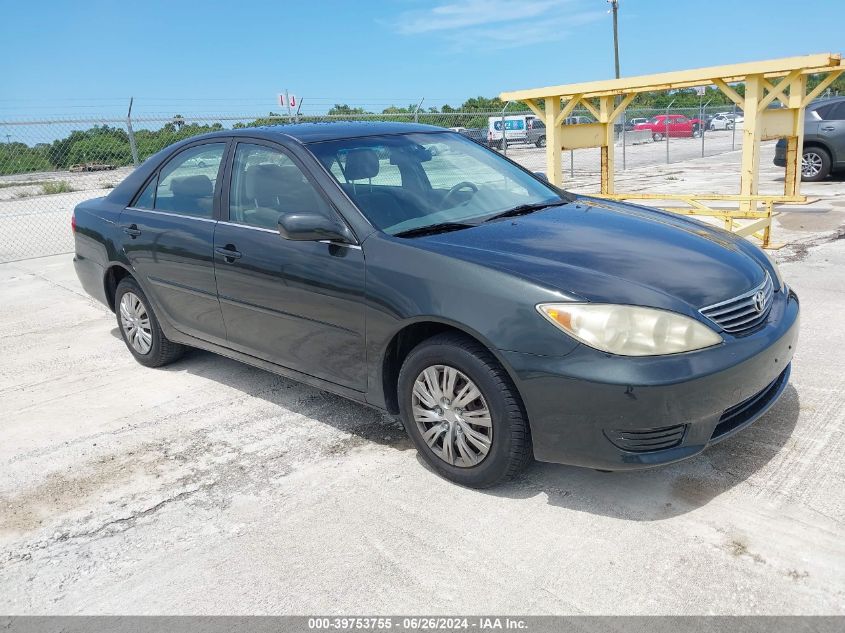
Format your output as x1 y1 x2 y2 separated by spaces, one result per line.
0 105 745 263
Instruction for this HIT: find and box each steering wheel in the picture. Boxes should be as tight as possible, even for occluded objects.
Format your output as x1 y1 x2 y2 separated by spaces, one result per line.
439 181 478 210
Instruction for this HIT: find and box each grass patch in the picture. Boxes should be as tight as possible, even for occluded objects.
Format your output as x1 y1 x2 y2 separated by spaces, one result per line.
0 179 50 190
99 181 117 189
41 181 75 195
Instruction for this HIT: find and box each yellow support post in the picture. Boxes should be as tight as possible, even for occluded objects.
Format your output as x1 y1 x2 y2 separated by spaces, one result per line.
599 95 615 194
784 74 807 199
544 97 562 187
739 74 764 213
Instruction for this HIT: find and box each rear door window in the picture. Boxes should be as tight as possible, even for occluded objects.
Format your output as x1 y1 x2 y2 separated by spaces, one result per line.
154 143 225 218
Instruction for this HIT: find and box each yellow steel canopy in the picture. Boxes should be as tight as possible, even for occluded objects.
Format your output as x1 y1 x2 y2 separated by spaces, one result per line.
498 53 844 248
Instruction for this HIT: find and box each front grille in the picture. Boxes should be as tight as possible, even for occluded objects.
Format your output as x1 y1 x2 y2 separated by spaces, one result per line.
710 367 789 440
700 273 774 335
605 424 687 453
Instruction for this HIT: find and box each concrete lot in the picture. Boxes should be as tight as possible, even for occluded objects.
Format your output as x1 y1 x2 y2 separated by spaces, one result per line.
0 154 844 614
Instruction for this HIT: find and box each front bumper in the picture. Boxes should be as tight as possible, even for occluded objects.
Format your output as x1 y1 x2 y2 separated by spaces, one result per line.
503 287 799 470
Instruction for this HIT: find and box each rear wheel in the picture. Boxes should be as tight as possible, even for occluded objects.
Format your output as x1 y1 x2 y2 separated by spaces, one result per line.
801 147 831 182
397 333 531 488
115 277 185 367
652 132 664 141
536 135 546 148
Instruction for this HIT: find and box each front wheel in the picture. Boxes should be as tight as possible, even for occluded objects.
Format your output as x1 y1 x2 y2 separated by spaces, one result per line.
536 135 546 148
653 132 664 141
397 333 532 488
115 277 185 367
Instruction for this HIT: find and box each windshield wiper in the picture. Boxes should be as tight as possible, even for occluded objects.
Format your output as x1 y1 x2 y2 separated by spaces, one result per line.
394 222 477 238
482 199 568 223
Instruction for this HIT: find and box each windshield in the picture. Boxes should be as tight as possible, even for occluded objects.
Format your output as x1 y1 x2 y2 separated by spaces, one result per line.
306 132 564 235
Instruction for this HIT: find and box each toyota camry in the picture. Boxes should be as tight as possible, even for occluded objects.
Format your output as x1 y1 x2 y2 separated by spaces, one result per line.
72 122 799 487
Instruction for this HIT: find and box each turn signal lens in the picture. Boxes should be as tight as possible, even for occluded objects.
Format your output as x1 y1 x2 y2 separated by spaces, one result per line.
537 303 722 356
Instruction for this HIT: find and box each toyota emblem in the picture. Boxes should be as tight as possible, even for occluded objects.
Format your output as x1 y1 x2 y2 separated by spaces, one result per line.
753 290 766 313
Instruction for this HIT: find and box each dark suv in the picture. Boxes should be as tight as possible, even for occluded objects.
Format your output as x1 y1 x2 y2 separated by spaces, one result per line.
774 97 845 181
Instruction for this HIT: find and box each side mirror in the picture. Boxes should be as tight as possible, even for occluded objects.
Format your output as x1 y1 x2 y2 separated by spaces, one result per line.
278 213 353 243
533 171 548 182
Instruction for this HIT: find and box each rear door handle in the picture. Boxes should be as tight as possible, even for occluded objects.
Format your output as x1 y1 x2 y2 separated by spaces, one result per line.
821 126 836 131
215 246 242 262
123 224 141 238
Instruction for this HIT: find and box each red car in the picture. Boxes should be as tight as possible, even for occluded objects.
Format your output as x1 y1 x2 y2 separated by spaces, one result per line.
634 114 702 141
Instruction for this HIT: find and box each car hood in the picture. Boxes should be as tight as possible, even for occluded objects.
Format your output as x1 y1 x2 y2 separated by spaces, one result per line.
411 197 768 312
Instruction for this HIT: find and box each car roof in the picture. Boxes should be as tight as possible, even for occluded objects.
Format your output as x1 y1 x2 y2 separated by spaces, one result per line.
808 96 845 110
186 121 448 144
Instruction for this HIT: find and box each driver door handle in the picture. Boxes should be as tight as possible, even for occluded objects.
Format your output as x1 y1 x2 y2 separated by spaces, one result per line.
215 245 242 263
123 224 141 238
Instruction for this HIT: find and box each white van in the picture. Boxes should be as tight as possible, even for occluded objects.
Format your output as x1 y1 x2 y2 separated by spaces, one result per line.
487 115 545 149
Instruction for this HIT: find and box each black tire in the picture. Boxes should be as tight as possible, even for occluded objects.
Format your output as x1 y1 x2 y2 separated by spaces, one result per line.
397 333 532 488
801 146 831 182
653 132 664 142
115 277 185 368
536 135 546 148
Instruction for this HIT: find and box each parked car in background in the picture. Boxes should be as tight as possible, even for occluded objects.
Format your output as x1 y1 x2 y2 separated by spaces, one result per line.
625 117 649 131
774 96 845 181
634 114 703 141
709 113 736 130
563 115 594 125
450 127 487 145
487 115 546 148
72 122 798 488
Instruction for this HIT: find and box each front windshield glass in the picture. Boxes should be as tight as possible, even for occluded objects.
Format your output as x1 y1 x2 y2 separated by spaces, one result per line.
306 132 564 235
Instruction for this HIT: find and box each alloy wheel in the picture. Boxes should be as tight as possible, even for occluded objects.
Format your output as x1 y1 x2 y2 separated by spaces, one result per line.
412 365 493 468
119 291 152 354
802 152 824 178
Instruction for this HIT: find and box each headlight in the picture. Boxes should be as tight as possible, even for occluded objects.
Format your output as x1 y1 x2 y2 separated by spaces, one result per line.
537 303 723 356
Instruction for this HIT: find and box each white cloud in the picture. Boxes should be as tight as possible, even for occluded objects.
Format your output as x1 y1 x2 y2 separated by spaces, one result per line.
389 0 605 51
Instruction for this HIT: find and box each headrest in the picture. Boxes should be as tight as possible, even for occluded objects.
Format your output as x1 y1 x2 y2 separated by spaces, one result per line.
170 175 212 197
344 149 379 181
244 163 289 201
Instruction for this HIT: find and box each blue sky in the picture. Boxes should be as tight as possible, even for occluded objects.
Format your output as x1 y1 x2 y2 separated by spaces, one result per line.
1 0 844 118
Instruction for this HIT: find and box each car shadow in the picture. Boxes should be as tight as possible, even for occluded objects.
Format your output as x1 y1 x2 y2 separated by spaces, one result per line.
110 328 800 519
479 384 800 520
108 335 414 451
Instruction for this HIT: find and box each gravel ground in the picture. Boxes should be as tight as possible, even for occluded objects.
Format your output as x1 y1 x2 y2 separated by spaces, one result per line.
0 151 844 615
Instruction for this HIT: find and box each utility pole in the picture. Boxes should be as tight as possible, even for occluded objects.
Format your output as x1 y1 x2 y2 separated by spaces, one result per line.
609 0 620 79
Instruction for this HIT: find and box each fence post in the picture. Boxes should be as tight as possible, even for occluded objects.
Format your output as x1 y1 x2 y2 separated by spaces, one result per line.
413 98 424 124
664 100 673 164
126 97 139 167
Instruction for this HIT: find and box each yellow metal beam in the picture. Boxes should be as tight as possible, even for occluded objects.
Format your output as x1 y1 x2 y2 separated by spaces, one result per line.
784 74 808 198
554 95 583 127
523 99 545 120
610 93 637 122
577 97 601 121
544 96 562 187
712 79 745 108
500 53 842 101
739 75 765 212
599 96 615 194
758 69 801 111
803 70 845 106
